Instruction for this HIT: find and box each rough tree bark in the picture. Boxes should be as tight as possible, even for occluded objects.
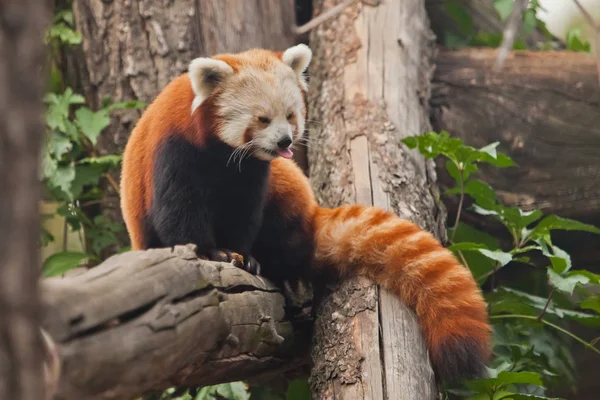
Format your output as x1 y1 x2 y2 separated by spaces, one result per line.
306 0 443 398
69 0 303 248
0 1 50 399
41 245 312 400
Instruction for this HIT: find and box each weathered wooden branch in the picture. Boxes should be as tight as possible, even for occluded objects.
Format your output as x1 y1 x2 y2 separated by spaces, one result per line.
306 0 442 398
40 245 313 400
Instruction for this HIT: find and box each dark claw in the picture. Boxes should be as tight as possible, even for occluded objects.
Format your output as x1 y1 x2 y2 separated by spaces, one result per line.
242 255 261 276
203 249 260 275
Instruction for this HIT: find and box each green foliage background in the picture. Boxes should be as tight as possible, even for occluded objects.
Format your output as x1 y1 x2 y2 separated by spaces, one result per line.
39 1 599 400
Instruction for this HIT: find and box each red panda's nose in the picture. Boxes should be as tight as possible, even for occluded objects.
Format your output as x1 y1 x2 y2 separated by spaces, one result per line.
277 136 292 149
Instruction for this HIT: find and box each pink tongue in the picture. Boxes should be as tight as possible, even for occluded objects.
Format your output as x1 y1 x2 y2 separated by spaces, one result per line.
276 147 294 159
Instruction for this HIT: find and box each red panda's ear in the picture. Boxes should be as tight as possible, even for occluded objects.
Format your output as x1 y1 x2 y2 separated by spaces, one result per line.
189 58 234 113
282 44 312 90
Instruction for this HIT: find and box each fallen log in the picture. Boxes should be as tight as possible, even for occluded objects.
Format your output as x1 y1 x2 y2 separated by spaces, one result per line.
431 48 600 224
40 245 313 400
431 48 600 270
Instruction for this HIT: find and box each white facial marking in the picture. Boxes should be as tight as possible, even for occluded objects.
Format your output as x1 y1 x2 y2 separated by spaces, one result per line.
216 63 306 156
188 57 234 114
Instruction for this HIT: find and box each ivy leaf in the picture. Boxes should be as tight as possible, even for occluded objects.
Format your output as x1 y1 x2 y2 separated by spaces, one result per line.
49 165 76 198
75 107 110 145
70 165 103 199
42 251 89 278
47 132 72 159
547 269 590 295
45 88 85 132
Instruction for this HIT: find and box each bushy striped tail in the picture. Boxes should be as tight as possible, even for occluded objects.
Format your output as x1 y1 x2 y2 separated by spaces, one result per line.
313 205 492 382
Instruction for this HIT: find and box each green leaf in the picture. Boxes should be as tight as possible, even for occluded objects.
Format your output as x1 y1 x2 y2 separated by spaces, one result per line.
465 371 544 398
532 215 600 238
478 249 513 267
497 394 564 400
70 165 103 199
567 270 600 284
78 155 122 170
496 371 543 386
49 165 76 197
580 297 600 314
566 27 591 52
104 100 147 111
194 382 250 400
47 132 72 159
464 179 498 209
450 222 501 281
286 379 311 400
522 9 538 35
488 287 600 327
547 269 590 295
42 252 89 277
75 107 110 145
494 0 514 21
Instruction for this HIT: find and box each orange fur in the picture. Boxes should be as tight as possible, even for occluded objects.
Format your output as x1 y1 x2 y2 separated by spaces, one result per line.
120 47 491 382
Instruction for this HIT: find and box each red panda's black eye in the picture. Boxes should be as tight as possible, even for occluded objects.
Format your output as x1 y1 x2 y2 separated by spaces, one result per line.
286 113 294 120
258 116 271 124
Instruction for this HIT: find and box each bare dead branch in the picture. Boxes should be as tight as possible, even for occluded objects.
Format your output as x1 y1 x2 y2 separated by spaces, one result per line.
496 0 529 69
573 0 600 85
294 0 357 35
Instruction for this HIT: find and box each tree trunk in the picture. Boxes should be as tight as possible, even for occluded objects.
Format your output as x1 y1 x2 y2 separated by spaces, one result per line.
40 245 313 400
69 0 303 254
0 1 50 399
306 0 443 398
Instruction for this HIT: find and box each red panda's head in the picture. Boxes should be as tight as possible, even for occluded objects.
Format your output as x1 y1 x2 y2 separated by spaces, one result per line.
188 45 312 161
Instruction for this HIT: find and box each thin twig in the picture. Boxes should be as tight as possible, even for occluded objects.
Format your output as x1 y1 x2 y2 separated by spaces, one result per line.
496 0 529 69
573 0 600 86
537 287 556 320
294 0 357 35
450 171 465 242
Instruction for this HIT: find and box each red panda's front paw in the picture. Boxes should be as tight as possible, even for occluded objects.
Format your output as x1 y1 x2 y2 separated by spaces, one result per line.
205 248 242 264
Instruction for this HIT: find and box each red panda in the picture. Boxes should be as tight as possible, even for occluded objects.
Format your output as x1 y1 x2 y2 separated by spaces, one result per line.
120 44 492 383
